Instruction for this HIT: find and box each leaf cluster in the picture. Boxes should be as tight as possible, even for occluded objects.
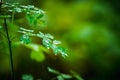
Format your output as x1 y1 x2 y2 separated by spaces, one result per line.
0 2 68 58
0 2 45 26
0 3 44 15
48 67 84 80
18 27 68 57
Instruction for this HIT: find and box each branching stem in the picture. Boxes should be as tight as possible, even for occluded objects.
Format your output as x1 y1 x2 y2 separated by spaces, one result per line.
4 18 15 80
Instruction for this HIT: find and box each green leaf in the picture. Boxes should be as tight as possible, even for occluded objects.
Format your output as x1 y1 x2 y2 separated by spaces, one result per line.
30 50 45 62
26 14 35 26
45 34 54 39
22 74 33 80
14 7 22 13
53 40 61 45
19 27 34 33
70 71 84 80
61 74 72 79
42 37 52 49
20 35 31 44
58 46 68 57
24 43 49 53
23 43 47 62
48 67 73 80
25 43 40 51
39 45 50 53
52 45 59 55
18 27 68 58
36 13 44 19
57 75 64 80
37 32 44 38
47 67 60 74
52 46 68 57
26 10 45 27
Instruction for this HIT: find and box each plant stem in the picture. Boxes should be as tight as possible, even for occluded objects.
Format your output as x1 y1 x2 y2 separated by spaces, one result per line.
4 18 15 80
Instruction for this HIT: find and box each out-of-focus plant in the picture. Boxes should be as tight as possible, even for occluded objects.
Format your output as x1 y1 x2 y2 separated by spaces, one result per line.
0 1 68 80
22 74 34 80
47 67 84 80
21 67 84 80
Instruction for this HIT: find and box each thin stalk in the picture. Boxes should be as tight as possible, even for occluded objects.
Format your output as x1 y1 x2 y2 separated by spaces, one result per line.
4 18 15 80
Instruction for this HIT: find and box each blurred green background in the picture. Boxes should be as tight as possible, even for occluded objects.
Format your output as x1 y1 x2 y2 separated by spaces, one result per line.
1 0 120 80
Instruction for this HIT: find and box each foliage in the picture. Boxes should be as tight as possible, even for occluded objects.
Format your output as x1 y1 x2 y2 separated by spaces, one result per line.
22 67 83 80
0 2 67 57
0 2 44 16
1 0 120 80
18 27 68 57
48 67 84 80
0 1 68 80
22 74 34 80
0 2 45 27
